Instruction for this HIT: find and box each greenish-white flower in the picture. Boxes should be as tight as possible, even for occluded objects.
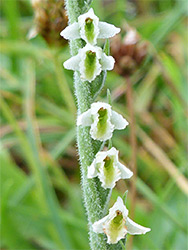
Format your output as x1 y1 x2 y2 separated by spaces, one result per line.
93 197 151 244
88 147 133 189
63 44 114 82
77 102 128 141
60 8 120 45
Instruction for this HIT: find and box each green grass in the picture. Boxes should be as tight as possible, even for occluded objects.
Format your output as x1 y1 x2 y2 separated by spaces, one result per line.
0 0 187 249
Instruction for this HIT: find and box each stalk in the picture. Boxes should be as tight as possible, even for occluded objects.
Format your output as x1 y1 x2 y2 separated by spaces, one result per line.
64 1 125 249
65 0 109 249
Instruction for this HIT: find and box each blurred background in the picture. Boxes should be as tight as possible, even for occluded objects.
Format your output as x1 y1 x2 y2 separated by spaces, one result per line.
0 0 188 249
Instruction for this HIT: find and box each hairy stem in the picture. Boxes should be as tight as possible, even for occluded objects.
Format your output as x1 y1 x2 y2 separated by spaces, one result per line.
65 1 110 249
75 73 109 249
65 1 124 249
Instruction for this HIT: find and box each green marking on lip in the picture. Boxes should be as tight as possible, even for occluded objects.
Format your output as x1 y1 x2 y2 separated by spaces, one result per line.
85 17 95 43
97 108 108 138
84 50 97 80
113 211 124 224
103 155 115 187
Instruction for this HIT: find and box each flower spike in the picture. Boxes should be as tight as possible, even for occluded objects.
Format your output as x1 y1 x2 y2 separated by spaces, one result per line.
93 197 151 244
77 102 128 141
60 8 120 45
88 147 133 189
64 44 114 82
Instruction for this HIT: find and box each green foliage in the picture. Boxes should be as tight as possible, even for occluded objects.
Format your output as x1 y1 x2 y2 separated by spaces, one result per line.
0 0 187 249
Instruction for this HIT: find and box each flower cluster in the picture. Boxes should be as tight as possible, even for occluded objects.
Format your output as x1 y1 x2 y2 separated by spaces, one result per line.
61 7 150 245
61 8 120 82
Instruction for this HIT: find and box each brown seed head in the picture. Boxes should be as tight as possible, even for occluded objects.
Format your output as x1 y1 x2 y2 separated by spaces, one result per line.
31 0 68 46
111 26 148 77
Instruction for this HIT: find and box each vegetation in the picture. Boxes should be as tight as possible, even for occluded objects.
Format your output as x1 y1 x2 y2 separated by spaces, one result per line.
0 0 187 249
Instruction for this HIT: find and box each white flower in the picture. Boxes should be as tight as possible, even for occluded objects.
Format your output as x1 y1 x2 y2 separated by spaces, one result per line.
93 197 151 244
63 44 114 82
60 8 120 45
77 102 128 141
88 147 133 189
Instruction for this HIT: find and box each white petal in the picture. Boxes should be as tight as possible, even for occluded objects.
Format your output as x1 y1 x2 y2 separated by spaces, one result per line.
109 197 128 219
78 8 97 23
118 162 133 179
92 215 109 233
60 22 80 40
108 147 119 167
111 111 129 130
77 109 92 126
87 161 98 178
90 102 111 114
98 21 120 39
126 217 151 235
107 147 118 156
63 54 80 71
101 53 115 71
87 8 95 16
95 151 108 163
